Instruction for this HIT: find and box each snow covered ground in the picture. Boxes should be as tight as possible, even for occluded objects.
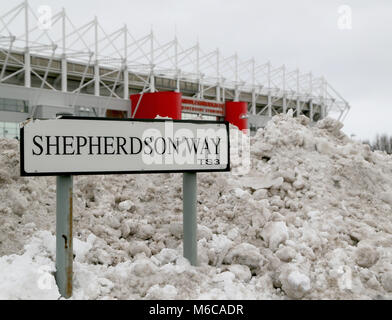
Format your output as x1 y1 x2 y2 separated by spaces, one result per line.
1 112 392 300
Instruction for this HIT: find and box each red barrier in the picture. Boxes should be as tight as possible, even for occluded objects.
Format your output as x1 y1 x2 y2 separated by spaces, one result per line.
130 92 182 120
225 101 248 131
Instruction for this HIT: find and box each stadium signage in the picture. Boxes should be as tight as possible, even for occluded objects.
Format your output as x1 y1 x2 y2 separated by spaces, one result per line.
181 98 225 116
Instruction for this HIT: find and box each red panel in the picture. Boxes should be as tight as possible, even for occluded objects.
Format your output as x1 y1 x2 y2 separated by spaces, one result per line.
225 101 248 131
130 91 182 120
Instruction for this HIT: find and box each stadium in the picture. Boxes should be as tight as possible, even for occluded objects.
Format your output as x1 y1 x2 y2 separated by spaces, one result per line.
0 0 350 137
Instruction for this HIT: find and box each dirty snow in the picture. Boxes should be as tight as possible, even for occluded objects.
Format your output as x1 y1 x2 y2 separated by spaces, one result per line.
1 112 392 300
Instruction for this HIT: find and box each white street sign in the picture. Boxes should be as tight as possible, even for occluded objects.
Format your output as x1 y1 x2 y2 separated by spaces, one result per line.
20 117 230 176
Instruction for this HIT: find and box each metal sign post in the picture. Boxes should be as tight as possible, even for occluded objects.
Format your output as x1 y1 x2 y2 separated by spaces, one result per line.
183 172 198 266
55 175 73 298
54 113 74 298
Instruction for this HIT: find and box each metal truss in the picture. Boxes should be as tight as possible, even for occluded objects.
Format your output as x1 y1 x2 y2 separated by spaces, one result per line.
0 0 350 122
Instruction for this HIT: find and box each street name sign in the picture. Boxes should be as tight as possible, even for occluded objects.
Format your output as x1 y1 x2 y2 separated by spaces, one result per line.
20 117 230 176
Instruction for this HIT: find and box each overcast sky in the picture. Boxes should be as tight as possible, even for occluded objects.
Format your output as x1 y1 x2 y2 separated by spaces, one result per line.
3 0 392 140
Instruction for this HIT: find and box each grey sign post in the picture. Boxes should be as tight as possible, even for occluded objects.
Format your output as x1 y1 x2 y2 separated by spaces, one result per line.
55 175 73 298
183 172 198 266
20 117 230 298
54 113 74 298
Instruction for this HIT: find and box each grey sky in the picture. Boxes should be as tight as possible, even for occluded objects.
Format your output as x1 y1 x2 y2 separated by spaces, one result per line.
3 0 392 140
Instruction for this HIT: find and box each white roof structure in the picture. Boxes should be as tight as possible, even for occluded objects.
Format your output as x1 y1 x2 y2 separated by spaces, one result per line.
0 0 350 125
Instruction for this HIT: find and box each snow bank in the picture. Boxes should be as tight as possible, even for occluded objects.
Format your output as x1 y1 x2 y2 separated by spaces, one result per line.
2 112 392 300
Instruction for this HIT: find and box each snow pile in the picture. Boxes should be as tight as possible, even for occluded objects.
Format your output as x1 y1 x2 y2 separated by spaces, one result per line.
1 112 392 300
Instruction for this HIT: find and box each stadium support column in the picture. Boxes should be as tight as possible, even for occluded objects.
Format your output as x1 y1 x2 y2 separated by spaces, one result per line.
268 94 272 117
175 35 180 93
93 18 105 117
123 25 129 101
196 41 204 100
24 0 31 88
61 8 67 93
176 71 180 93
234 53 239 102
296 69 301 117
150 29 155 93
199 75 204 100
24 51 31 88
282 65 287 114
216 48 221 102
321 77 327 119
309 73 314 121
61 57 67 92
94 61 100 96
267 62 272 117
251 58 256 115
310 101 314 121
222 80 226 102
251 89 256 115
321 105 326 119
94 17 100 98
123 64 129 99
150 72 156 93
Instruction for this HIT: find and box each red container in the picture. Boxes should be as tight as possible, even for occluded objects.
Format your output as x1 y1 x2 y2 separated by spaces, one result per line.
130 91 182 120
225 101 248 131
